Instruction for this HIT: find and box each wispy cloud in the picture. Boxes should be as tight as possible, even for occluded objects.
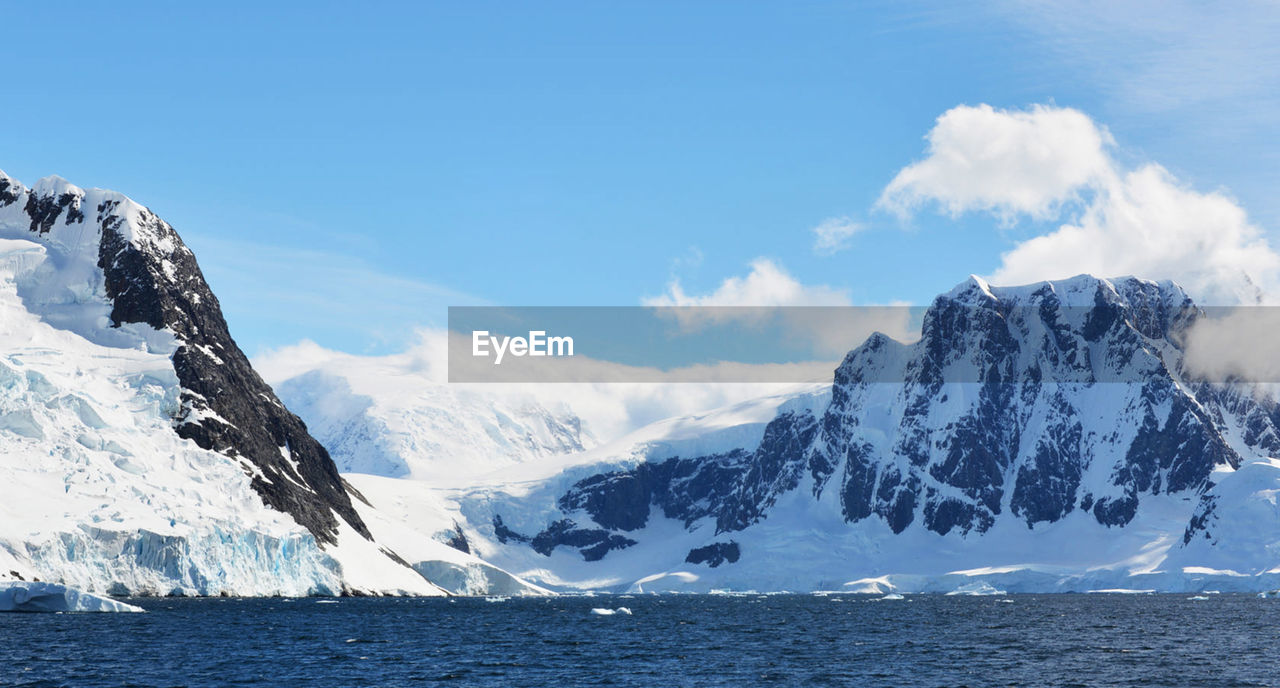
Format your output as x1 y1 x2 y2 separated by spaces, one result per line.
966 0 1280 143
811 217 866 256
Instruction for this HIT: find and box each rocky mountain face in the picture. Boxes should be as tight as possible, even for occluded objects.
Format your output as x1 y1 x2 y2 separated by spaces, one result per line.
484 275 1280 581
1 171 365 545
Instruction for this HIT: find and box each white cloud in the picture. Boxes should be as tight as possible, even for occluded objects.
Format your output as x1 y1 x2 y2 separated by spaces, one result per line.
811 217 865 256
1183 308 1280 384
990 164 1279 304
644 257 851 308
878 104 1115 222
882 103 1280 304
644 258 917 356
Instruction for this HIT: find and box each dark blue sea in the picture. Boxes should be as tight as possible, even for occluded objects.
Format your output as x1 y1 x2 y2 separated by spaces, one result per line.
3 593 1279 687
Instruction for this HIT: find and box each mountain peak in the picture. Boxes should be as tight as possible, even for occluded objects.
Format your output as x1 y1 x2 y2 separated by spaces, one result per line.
945 274 997 303
29 174 83 199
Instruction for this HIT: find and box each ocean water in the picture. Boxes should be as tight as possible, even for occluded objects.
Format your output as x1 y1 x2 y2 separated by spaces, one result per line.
3 593 1279 687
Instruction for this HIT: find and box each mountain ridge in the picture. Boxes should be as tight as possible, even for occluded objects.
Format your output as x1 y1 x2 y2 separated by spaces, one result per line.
433 274 1280 592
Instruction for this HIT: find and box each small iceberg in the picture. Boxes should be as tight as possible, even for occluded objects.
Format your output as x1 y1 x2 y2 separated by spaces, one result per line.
879 593 905 601
591 607 633 616
1257 590 1280 599
0 582 144 613
1187 596 1211 601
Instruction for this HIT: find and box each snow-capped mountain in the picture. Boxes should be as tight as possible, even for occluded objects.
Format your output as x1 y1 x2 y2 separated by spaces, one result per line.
449 275 1280 593
0 170 540 596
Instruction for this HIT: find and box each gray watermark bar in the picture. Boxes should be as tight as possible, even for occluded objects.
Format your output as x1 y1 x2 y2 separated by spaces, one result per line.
447 305 1280 384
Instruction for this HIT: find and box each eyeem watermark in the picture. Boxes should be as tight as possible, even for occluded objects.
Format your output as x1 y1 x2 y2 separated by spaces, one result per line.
451 305 1280 384
471 330 575 365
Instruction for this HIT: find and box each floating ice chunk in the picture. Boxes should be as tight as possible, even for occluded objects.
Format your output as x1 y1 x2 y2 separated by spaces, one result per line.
412 560 546 597
1187 596 1210 601
591 607 632 616
0 581 143 613
879 593 905 600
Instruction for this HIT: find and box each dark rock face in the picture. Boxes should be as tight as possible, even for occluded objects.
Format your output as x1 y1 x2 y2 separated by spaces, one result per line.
10 179 367 545
492 515 531 544
554 450 753 534
685 542 740 567
715 412 819 532
496 275 1277 562
530 520 636 561
1009 409 1083 526
503 413 825 562
23 189 84 234
0 176 19 205
436 522 471 554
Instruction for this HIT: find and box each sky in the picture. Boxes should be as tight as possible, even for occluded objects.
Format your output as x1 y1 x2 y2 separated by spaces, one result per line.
3 1 1279 356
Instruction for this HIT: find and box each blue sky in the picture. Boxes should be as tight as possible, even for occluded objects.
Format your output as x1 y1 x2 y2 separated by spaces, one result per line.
3 1 1278 355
